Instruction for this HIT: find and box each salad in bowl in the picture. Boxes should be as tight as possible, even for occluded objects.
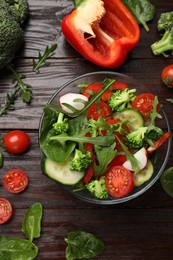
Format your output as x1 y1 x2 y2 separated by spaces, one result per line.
39 72 171 204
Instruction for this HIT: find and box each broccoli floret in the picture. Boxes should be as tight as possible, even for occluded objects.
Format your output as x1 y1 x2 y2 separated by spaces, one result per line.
151 12 173 56
85 176 108 199
0 0 29 70
157 11 173 32
53 112 69 134
108 88 136 112
70 149 92 172
87 117 108 137
143 129 163 148
125 127 148 149
8 0 29 25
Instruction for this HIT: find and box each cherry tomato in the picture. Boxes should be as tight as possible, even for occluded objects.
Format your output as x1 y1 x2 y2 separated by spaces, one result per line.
132 93 156 119
105 166 134 198
87 101 112 120
108 154 127 168
111 81 128 91
161 64 173 88
3 130 30 154
82 82 103 98
3 168 29 193
83 164 95 184
101 89 113 101
147 132 171 154
0 198 13 224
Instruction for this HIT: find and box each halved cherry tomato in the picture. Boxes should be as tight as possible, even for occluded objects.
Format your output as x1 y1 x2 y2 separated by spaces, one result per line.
111 81 128 91
87 101 112 120
3 168 29 193
0 198 13 224
161 64 173 88
101 89 113 101
3 130 30 154
108 154 127 168
82 82 103 98
105 166 134 198
83 164 95 184
147 132 171 154
132 93 157 119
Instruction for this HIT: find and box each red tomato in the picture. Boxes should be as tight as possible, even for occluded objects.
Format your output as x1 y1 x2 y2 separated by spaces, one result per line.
0 198 13 224
147 132 171 154
105 166 134 198
161 64 173 88
111 81 128 91
132 93 156 119
3 130 30 154
3 168 29 193
83 164 95 184
101 89 113 101
87 101 112 120
108 154 127 168
82 82 103 98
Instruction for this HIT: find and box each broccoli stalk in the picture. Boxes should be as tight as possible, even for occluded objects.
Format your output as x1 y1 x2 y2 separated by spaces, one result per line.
53 112 69 134
85 176 108 199
70 149 92 172
108 88 136 112
125 127 148 149
151 11 173 56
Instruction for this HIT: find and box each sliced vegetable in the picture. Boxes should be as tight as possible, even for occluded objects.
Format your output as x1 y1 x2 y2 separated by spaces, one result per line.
0 198 13 224
82 82 103 98
87 100 112 120
134 159 154 186
105 165 134 198
3 168 28 193
147 132 171 154
123 147 147 171
161 64 173 88
113 108 144 131
61 0 140 68
42 157 85 185
3 130 30 154
59 93 88 113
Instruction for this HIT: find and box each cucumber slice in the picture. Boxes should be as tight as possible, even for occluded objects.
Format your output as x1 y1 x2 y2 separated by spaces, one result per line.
113 108 144 131
134 160 154 187
42 157 85 185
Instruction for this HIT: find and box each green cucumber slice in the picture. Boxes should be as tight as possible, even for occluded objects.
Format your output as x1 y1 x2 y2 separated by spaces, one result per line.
42 157 85 185
134 160 154 187
113 108 144 131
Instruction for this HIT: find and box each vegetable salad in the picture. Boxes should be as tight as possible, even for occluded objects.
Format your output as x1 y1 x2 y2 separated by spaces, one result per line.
40 78 170 200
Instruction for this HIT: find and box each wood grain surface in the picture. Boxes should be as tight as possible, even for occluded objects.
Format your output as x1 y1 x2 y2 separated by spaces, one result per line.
1 0 173 259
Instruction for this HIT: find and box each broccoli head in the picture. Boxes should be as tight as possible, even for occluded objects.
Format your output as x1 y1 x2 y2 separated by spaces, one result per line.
70 149 92 172
53 112 69 134
108 88 136 112
0 0 29 70
151 11 173 56
143 129 163 148
125 127 148 149
85 176 108 199
6 0 29 25
157 11 173 32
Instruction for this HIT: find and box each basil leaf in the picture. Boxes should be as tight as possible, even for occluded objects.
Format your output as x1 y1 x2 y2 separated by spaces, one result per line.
65 231 105 260
122 0 156 32
0 236 38 260
22 203 43 242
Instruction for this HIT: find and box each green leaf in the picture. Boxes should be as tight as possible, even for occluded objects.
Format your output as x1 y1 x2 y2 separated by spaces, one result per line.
22 203 43 242
0 90 18 116
160 167 173 198
65 230 105 260
33 44 57 73
122 0 156 32
0 236 38 260
167 98 173 104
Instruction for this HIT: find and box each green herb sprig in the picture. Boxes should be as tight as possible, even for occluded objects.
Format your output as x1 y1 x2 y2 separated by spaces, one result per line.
33 43 57 73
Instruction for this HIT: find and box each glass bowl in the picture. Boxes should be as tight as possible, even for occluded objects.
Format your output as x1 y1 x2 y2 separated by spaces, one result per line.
38 71 171 205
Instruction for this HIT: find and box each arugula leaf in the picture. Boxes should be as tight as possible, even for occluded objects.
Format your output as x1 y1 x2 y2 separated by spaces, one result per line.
0 90 18 116
94 144 117 177
65 230 105 260
8 64 32 103
122 0 156 32
167 98 173 104
33 44 57 73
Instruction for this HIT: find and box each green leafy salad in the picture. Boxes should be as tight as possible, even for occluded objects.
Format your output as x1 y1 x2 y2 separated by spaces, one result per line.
39 78 170 200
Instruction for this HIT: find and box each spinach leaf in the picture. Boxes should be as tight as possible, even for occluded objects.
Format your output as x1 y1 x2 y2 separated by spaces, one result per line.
0 236 38 260
65 231 105 260
122 0 156 32
22 203 43 242
94 144 117 177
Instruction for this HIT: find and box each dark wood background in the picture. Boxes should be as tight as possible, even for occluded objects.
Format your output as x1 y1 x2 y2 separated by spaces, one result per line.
1 0 173 259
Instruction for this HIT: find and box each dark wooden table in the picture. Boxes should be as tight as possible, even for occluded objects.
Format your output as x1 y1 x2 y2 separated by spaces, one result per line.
1 0 173 259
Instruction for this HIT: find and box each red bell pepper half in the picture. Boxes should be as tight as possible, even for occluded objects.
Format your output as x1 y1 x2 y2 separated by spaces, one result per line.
61 0 140 68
